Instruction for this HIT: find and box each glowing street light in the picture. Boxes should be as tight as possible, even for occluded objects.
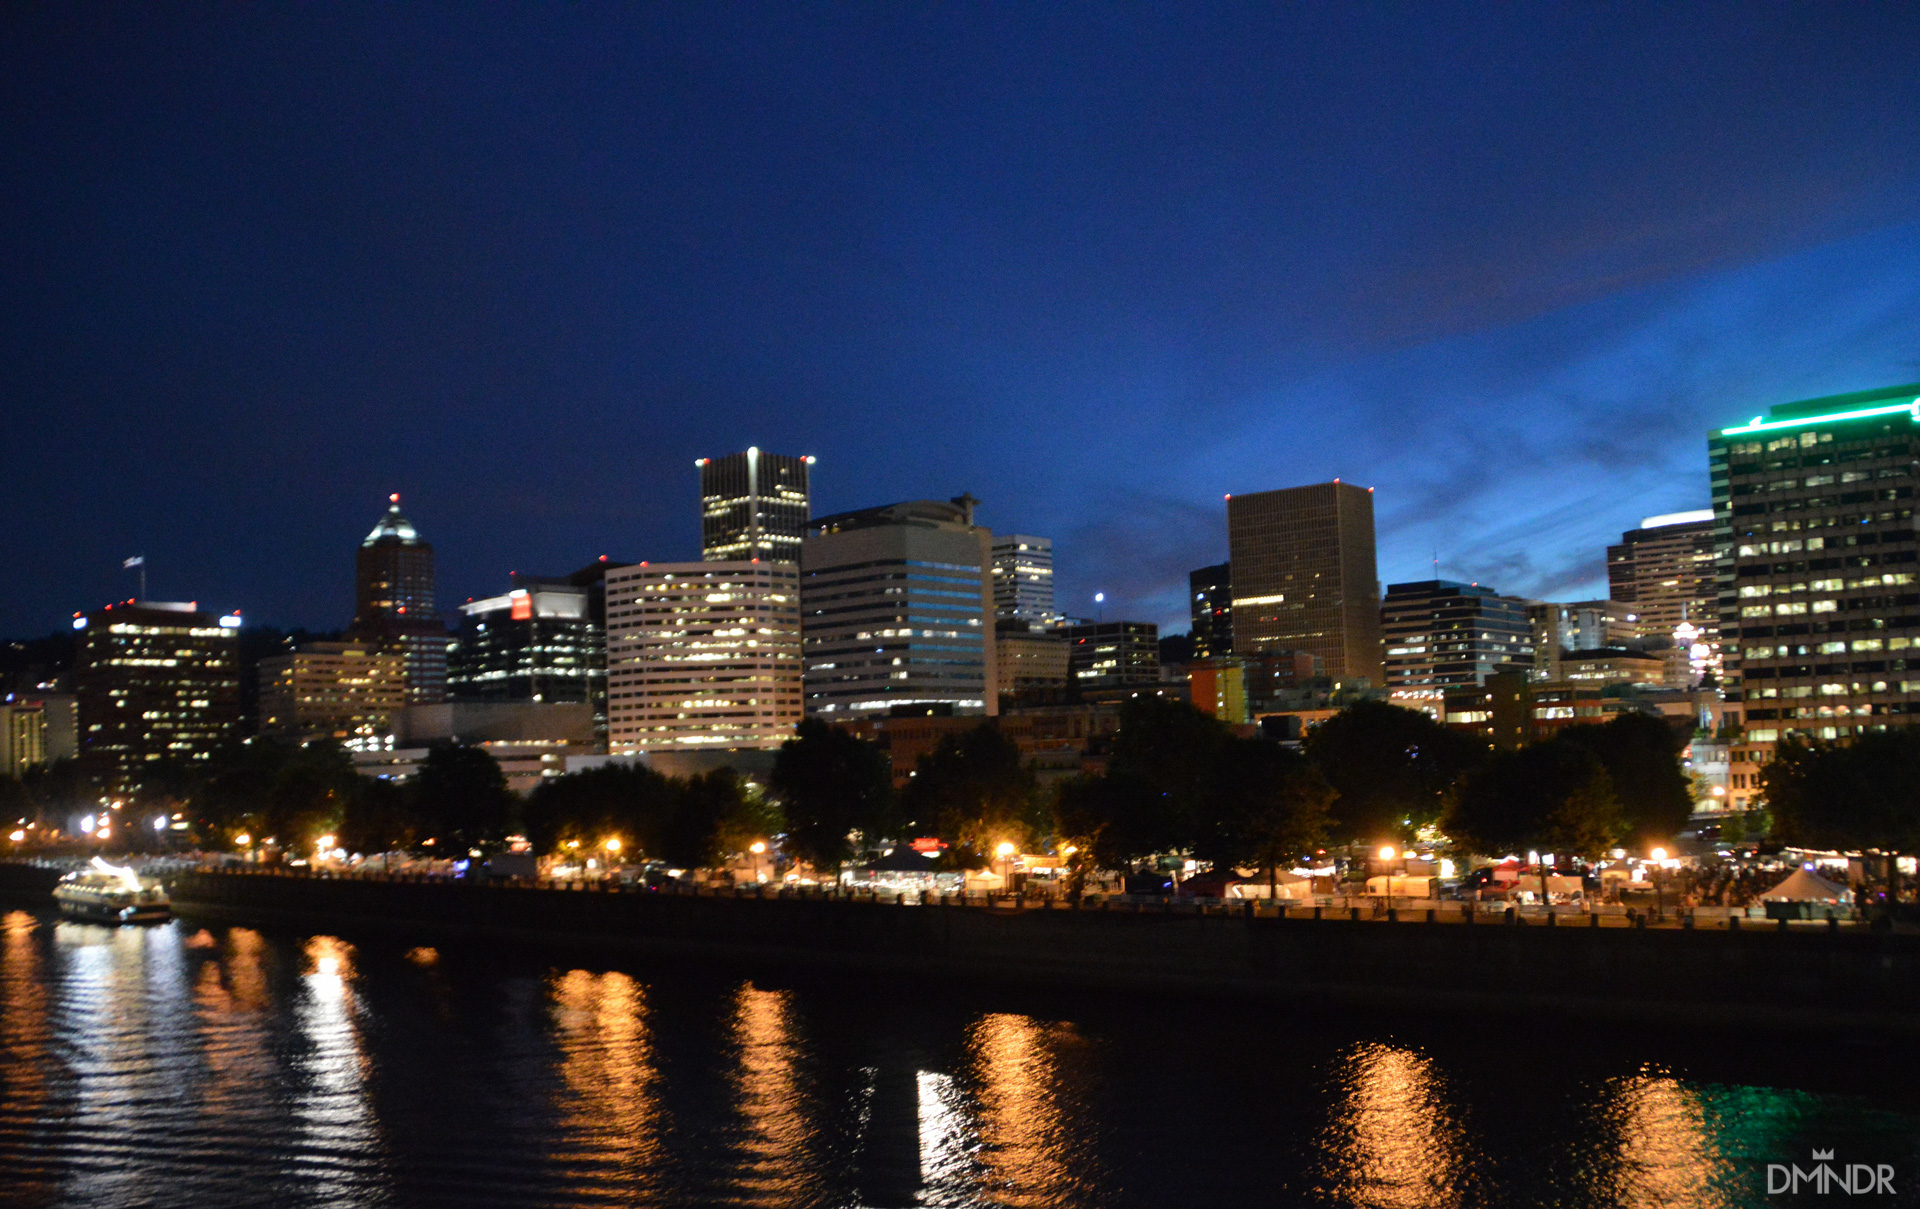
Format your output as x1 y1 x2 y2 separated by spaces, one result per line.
749 839 766 882
994 841 1016 896
603 837 622 855
234 833 252 847
1650 847 1668 863
1378 845 1396 861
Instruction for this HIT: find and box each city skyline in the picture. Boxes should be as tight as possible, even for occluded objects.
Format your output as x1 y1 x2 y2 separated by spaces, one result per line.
8 7 1920 640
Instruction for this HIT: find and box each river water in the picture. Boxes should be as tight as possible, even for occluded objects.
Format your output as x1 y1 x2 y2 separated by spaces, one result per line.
0 906 1915 1208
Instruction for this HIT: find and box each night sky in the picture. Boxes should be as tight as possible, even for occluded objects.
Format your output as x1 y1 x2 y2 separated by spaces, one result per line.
7 5 1920 638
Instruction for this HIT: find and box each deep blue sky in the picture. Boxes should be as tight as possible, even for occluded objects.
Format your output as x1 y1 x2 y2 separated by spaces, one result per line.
6 5 1920 637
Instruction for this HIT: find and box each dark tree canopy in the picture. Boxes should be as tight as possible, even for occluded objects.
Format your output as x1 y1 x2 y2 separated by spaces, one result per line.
901 723 1042 851
1304 700 1487 843
412 743 515 849
523 761 682 857
1764 731 1920 853
191 738 360 851
1558 712 1691 847
659 768 781 870
1200 739 1335 875
1446 736 1620 858
769 718 897 870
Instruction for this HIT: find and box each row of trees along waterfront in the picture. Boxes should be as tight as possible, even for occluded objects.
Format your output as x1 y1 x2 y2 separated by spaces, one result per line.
0 697 1715 873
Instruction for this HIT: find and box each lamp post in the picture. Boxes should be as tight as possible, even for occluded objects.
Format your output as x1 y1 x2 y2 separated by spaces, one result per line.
996 841 1016 900
604 837 622 880
750 840 766 884
1650 846 1667 921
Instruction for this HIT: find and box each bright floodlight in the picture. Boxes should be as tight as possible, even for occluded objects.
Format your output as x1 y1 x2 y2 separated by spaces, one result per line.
749 841 766 854
152 816 167 832
604 837 622 853
234 833 251 846
995 841 1016 858
1378 845 1395 860
1650 847 1667 862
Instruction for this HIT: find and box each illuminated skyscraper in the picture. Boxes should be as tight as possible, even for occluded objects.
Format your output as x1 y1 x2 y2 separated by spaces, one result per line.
800 497 997 717
449 579 600 707
257 643 407 743
698 448 814 563
1226 481 1383 683
1380 580 1532 702
74 601 241 794
991 534 1056 623
347 495 447 704
604 561 803 753
1712 382 1920 746
1608 510 1718 686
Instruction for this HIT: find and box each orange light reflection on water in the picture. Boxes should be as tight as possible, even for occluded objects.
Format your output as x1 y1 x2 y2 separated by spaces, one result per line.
549 967 663 1189
1319 1042 1465 1209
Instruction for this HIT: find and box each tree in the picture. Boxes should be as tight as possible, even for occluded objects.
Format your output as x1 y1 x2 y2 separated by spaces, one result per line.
1104 696 1233 852
524 762 682 857
769 719 896 871
1559 712 1691 849
1764 730 1920 854
900 723 1042 852
1305 700 1486 844
339 776 419 855
658 769 780 870
1202 739 1335 895
1446 737 1621 865
412 743 515 850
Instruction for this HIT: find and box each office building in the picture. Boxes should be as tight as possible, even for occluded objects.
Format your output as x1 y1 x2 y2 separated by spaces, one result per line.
605 561 803 753
499 560 623 739
1227 481 1383 683
354 701 597 794
1558 649 1667 688
1609 509 1719 686
698 447 814 563
1528 600 1638 681
257 642 407 743
991 534 1057 624
450 577 601 708
74 601 241 794
1189 562 1233 659
347 495 448 704
801 497 996 717
1065 621 1160 688
1712 382 1920 745
995 619 1070 696
1189 657 1248 723
1381 580 1533 701
1 700 46 776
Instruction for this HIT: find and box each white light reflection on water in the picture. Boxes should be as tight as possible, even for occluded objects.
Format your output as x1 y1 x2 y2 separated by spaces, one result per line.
1316 1042 1466 1209
287 935 389 1204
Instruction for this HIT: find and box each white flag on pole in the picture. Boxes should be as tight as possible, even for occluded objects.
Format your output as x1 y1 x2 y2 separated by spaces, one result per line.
123 556 145 569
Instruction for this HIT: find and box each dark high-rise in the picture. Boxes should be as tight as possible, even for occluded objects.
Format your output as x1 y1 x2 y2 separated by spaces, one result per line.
698 448 814 563
347 495 447 704
1381 580 1533 702
1189 562 1232 658
1712 382 1920 747
75 601 241 796
1226 481 1383 684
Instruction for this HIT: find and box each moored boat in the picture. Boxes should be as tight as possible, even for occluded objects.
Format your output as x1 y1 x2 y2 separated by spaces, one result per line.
52 858 172 924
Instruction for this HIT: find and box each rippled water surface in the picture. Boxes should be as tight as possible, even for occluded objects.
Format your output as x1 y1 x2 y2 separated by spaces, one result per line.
0 907 1916 1208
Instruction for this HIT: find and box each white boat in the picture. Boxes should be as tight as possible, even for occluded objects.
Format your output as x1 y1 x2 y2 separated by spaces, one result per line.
52 857 172 924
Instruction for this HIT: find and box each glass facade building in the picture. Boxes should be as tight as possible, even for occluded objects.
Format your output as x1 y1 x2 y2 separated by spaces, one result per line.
698 448 813 563
990 534 1057 624
1188 562 1233 659
1712 383 1920 745
800 499 997 717
449 581 601 708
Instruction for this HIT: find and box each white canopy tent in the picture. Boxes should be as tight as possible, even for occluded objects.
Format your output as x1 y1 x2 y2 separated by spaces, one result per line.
1762 867 1851 903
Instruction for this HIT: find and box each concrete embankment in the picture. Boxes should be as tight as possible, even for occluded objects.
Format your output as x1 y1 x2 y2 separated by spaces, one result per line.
3 863 1893 1036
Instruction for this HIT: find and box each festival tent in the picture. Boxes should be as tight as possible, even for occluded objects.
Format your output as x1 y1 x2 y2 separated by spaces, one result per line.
1762 868 1851 902
1224 872 1315 900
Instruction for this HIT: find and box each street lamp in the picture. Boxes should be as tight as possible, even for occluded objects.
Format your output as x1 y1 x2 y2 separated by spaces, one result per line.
750 839 766 883
995 841 1016 897
1649 847 1668 920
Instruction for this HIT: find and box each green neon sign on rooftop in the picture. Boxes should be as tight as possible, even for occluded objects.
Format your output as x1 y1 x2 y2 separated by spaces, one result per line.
1716 381 1920 438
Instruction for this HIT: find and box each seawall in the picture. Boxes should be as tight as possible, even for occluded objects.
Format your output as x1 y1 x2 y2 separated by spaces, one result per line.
5 864 1899 1036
